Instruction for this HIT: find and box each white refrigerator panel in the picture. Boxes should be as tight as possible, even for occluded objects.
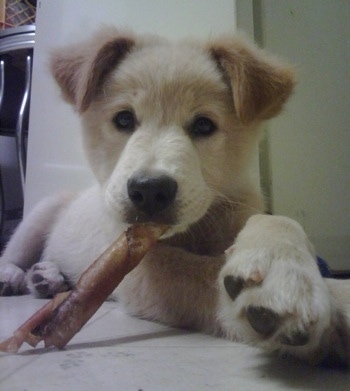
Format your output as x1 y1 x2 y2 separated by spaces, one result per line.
25 0 237 214
256 1 350 270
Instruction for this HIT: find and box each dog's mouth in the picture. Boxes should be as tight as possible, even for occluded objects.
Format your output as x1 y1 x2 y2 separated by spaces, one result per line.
123 204 179 226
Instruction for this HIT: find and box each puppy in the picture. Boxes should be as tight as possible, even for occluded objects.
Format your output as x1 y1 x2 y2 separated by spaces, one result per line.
0 28 349 367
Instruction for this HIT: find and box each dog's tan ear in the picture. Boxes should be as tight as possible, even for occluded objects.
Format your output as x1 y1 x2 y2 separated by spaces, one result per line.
50 29 135 112
209 37 295 124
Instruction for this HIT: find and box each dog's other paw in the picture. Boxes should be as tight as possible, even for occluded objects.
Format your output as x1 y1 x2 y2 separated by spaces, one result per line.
217 215 347 366
0 263 28 295
26 261 69 298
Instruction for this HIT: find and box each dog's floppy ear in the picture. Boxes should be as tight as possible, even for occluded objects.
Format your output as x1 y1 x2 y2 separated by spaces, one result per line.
50 28 135 112
209 36 295 124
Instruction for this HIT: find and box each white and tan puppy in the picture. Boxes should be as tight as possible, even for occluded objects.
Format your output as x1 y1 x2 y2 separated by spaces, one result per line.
0 28 349 367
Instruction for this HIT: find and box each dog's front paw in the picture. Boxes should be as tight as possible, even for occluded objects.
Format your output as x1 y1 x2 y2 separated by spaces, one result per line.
217 215 338 365
26 261 69 298
0 263 28 295
219 249 330 352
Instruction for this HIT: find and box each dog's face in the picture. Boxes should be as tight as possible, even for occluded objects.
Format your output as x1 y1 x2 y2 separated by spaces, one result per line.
51 28 294 233
83 43 239 232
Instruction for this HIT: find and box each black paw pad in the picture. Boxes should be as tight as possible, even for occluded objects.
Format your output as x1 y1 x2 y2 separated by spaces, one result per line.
223 275 245 301
0 282 14 296
279 330 310 346
246 306 281 337
34 282 50 296
32 273 45 284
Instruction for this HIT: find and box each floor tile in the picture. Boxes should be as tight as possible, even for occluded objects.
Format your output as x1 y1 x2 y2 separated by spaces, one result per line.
1 296 349 390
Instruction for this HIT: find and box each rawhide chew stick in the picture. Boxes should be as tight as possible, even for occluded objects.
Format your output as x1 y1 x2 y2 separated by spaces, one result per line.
0 224 167 353
0 291 70 353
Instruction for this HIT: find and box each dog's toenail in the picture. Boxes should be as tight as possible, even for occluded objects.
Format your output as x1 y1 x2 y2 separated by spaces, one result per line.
223 275 245 301
279 331 310 346
246 306 281 337
32 274 44 284
33 264 41 271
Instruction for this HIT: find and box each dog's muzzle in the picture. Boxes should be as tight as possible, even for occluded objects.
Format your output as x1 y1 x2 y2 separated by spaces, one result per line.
125 171 178 224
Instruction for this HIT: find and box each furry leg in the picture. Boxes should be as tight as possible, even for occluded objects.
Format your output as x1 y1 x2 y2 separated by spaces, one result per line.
0 193 74 295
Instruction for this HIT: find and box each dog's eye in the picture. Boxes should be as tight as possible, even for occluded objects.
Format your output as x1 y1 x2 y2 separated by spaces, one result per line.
112 110 136 132
190 116 217 137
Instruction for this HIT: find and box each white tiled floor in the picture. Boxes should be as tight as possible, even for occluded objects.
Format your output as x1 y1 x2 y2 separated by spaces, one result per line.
1 296 349 390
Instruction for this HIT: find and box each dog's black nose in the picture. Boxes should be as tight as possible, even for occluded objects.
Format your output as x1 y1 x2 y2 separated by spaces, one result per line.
127 174 178 216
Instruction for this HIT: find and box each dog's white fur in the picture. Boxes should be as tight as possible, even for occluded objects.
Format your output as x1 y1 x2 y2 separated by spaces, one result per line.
0 28 349 367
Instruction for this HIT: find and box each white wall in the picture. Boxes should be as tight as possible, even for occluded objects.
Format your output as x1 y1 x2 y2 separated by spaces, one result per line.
25 0 237 213
257 0 350 270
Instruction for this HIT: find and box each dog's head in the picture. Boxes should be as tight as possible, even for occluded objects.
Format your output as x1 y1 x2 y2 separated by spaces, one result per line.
50 28 294 234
